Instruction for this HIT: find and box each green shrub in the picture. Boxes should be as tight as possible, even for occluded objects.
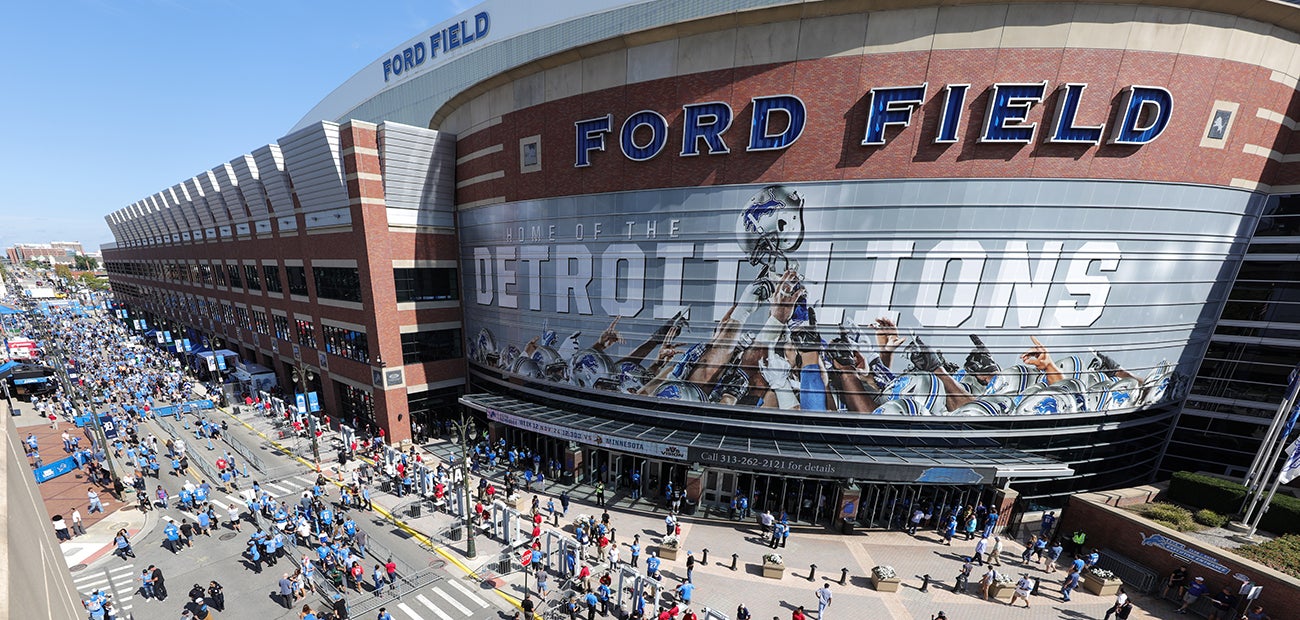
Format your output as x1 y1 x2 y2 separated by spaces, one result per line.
1259 492 1300 536
1193 509 1229 528
1138 503 1199 531
1238 534 1300 579
1167 471 1247 515
1164 471 1300 536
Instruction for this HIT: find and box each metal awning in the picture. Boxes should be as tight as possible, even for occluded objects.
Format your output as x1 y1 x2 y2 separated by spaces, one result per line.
460 393 1074 484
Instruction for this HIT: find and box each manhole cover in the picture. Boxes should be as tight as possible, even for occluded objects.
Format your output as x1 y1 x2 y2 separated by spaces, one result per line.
220 533 238 541
113 522 129 530
428 559 447 570
70 564 88 573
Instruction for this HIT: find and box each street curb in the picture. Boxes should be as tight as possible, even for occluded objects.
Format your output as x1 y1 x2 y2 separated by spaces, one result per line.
211 405 538 618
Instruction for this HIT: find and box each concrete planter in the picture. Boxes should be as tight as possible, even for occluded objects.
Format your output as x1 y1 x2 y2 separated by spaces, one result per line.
762 561 785 579
870 574 900 592
1083 573 1121 596
989 582 1015 600
659 543 679 561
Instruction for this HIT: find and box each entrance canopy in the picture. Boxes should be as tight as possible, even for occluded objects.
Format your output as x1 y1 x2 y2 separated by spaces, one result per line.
0 305 23 315
460 393 1074 484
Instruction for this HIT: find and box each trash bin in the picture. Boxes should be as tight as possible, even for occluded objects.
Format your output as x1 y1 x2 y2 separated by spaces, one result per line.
683 499 698 516
448 526 463 541
408 503 421 518
497 557 511 573
381 480 392 493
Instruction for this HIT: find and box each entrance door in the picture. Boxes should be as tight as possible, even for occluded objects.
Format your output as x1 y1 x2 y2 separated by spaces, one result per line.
701 469 737 509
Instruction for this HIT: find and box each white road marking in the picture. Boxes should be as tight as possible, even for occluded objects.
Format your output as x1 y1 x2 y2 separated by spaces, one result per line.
417 594 456 620
445 578 489 607
432 586 472 615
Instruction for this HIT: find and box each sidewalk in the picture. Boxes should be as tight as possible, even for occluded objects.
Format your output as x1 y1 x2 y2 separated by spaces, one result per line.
209 403 1197 620
8 403 154 569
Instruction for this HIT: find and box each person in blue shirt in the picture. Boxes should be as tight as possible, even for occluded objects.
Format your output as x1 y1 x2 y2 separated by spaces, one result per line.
164 520 181 553
584 591 599 620
376 608 393 620
646 552 661 579
597 583 612 614
676 580 695 604
196 511 211 536
630 540 641 567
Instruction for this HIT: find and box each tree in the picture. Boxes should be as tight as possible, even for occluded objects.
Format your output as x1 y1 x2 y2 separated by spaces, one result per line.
74 255 99 271
54 264 73 280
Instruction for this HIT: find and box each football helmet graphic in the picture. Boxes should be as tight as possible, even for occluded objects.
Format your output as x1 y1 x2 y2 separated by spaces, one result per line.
474 328 499 367
654 381 706 402
1142 365 1176 406
596 360 651 394
1013 384 1080 416
950 395 1015 416
1095 377 1142 411
511 355 544 379
871 398 923 416
964 335 1000 376
499 345 522 371
530 346 570 383
883 372 945 413
570 348 614 388
736 185 805 272
983 364 1038 396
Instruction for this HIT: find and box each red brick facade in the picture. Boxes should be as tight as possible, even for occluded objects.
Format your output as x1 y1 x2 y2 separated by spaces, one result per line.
457 48 1297 205
1059 493 1297 614
103 121 464 445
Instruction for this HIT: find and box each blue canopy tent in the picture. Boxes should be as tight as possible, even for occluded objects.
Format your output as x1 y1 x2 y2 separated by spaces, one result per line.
0 305 23 315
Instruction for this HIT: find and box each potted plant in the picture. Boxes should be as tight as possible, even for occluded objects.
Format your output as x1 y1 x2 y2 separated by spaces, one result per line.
988 572 1017 600
1082 567 1122 596
870 565 900 592
762 553 785 579
659 534 680 560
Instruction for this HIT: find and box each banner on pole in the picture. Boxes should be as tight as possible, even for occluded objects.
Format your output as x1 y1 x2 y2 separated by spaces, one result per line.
1280 436 1300 484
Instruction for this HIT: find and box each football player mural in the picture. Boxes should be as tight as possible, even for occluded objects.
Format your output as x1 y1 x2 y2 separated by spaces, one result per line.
465 183 1188 416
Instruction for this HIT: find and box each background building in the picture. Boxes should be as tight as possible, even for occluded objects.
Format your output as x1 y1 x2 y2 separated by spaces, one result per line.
6 242 84 266
103 0 1300 522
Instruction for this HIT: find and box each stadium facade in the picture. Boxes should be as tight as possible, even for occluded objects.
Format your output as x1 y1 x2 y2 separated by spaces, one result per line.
102 0 1300 524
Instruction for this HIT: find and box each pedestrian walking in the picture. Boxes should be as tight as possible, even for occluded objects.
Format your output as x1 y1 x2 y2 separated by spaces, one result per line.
815 582 833 618
278 573 295 608
1061 567 1081 602
88 487 105 513
151 565 168 600
1009 573 1033 608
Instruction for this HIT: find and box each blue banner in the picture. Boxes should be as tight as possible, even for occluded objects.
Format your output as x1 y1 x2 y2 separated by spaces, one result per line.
307 391 321 412
296 393 307 412
34 455 79 483
216 354 226 371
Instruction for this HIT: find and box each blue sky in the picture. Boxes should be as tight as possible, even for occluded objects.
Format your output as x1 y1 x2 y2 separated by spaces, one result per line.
0 0 465 252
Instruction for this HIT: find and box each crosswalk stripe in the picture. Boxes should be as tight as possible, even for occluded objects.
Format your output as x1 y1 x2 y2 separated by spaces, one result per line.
108 565 137 575
431 586 471 615
266 483 292 495
444 578 489 607
293 475 316 484
398 602 426 620
416 594 455 620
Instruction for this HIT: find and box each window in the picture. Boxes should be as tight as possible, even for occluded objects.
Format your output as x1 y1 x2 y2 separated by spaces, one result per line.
337 381 375 428
394 268 459 302
273 315 291 341
234 306 251 330
251 310 270 335
243 265 261 291
322 324 369 363
285 266 309 296
295 318 317 350
213 263 228 287
314 267 362 302
263 265 283 293
221 303 235 325
400 328 463 364
226 264 243 289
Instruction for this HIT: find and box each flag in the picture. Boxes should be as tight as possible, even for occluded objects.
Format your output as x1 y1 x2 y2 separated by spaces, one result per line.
1279 436 1300 484
1280 362 1300 440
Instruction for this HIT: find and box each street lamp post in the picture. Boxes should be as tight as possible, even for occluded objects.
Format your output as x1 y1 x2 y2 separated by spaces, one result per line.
291 365 321 468
41 314 117 481
202 336 225 407
450 413 481 558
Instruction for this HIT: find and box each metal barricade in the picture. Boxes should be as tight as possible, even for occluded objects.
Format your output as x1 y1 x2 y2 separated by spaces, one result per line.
220 432 266 472
1097 548 1160 593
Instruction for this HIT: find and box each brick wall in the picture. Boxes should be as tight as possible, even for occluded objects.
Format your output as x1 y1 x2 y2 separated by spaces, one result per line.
457 46 1297 206
1058 492 1298 614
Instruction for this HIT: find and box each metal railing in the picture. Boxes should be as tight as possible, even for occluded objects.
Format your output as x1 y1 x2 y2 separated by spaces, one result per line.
220 430 266 472
152 413 220 483
1097 548 1160 593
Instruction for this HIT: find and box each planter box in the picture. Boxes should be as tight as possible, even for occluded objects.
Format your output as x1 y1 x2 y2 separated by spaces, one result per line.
659 544 679 561
762 561 785 579
1082 573 1121 596
870 574 900 592
989 582 1014 601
